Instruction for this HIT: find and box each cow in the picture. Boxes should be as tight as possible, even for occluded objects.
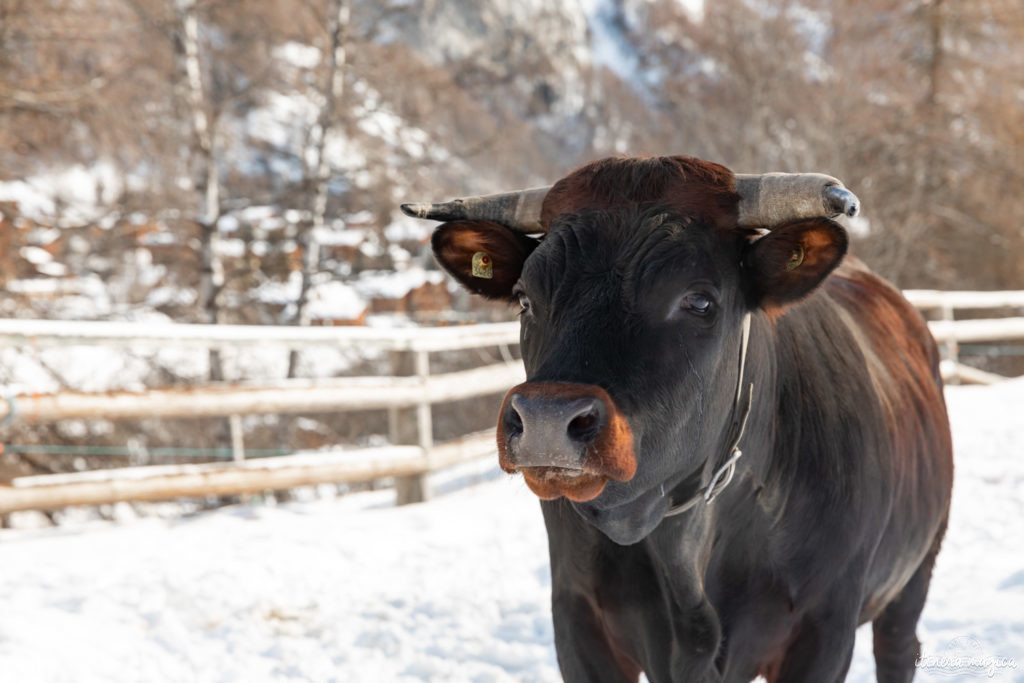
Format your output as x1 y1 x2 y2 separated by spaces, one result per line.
402 155 953 683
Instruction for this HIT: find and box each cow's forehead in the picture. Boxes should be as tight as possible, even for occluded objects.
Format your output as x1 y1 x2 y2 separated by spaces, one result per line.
522 206 731 296
540 156 740 232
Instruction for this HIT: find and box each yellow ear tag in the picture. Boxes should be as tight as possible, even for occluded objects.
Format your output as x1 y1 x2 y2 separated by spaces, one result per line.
785 246 805 271
471 251 493 279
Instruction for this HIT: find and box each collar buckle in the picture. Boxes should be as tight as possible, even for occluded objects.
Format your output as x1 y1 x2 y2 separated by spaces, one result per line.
704 448 742 503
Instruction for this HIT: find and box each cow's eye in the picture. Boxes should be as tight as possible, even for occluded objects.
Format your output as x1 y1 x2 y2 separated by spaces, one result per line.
681 292 712 316
516 293 531 313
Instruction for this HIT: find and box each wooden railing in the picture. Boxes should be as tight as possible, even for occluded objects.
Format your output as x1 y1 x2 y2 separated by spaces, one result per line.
903 289 1024 385
0 289 1021 515
0 320 522 514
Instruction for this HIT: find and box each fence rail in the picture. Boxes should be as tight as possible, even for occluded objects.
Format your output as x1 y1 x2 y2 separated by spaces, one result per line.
903 289 1024 310
904 289 1024 384
0 431 497 515
1 289 1022 516
0 363 525 422
928 317 1024 345
0 317 520 352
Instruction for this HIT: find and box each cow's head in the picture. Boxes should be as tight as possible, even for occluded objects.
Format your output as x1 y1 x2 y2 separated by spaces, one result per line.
403 156 856 544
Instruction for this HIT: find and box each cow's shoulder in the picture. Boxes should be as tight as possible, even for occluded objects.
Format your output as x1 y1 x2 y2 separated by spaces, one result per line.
823 255 942 387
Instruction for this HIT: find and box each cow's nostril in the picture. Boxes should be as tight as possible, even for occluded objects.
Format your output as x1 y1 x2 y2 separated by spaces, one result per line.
505 403 524 437
567 409 600 444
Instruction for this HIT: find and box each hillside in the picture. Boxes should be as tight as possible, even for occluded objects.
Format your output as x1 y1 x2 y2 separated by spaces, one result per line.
2 0 1021 330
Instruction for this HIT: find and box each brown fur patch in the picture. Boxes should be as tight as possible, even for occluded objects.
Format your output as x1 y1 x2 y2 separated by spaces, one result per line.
431 220 537 299
540 155 740 230
519 467 610 502
745 218 848 309
824 259 954 499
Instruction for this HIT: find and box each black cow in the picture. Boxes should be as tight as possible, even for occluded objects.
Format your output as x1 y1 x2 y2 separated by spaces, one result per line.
402 156 953 682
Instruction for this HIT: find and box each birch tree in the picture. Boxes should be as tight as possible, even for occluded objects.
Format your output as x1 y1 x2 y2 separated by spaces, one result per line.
173 0 226 379
288 0 349 378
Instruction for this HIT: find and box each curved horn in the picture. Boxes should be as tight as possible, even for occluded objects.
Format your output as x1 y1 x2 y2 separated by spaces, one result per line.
400 186 552 233
736 173 860 227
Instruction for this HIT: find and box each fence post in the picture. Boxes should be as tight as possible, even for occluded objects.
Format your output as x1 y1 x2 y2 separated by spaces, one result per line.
415 350 433 453
940 303 960 385
391 349 432 505
229 414 245 461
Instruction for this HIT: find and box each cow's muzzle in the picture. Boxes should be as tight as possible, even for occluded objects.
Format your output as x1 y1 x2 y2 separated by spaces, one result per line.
496 382 637 502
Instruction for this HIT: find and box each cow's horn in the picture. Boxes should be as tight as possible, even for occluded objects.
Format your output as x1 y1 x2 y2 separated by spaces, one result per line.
400 186 552 233
735 173 860 227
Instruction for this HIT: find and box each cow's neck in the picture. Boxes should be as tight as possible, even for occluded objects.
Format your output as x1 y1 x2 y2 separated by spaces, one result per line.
664 311 754 517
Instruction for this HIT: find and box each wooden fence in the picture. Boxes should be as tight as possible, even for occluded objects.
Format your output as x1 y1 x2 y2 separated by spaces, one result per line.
0 320 522 514
903 289 1024 385
0 290 1021 515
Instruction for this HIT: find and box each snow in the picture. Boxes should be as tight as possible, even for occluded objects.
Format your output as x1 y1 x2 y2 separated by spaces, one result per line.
354 268 444 300
676 0 704 24
254 272 302 307
4 275 113 318
138 229 179 246
217 214 240 233
579 0 643 84
384 215 431 244
356 109 430 160
273 41 321 70
304 280 367 322
312 226 364 247
214 237 246 259
0 162 122 226
146 285 198 309
247 91 320 152
25 226 61 246
1 381 1022 682
19 246 54 265
252 274 372 322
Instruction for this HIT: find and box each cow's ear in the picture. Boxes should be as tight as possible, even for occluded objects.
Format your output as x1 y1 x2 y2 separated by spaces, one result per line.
744 218 848 309
431 220 539 300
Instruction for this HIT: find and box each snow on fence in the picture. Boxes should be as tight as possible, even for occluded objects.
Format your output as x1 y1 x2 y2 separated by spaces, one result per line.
0 290 1021 515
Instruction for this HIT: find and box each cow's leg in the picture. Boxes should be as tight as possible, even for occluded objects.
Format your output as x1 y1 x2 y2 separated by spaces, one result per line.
551 591 642 683
772 599 860 683
872 518 947 683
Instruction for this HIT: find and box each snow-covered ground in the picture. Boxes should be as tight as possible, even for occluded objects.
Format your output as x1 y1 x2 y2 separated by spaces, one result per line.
1 381 1022 682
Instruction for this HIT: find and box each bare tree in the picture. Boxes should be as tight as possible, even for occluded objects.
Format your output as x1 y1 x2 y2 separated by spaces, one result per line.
166 0 228 380
288 0 350 378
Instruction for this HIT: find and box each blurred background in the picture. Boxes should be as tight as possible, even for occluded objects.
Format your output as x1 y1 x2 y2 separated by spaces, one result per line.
0 0 1022 501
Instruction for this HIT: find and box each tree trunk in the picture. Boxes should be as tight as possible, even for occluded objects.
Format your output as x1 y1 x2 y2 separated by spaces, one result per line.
289 0 350 378
175 0 224 380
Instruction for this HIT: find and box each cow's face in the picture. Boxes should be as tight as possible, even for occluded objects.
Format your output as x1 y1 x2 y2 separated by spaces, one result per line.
427 157 848 544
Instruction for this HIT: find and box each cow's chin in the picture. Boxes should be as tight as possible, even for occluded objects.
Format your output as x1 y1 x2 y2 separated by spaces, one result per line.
571 484 671 546
519 467 609 502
